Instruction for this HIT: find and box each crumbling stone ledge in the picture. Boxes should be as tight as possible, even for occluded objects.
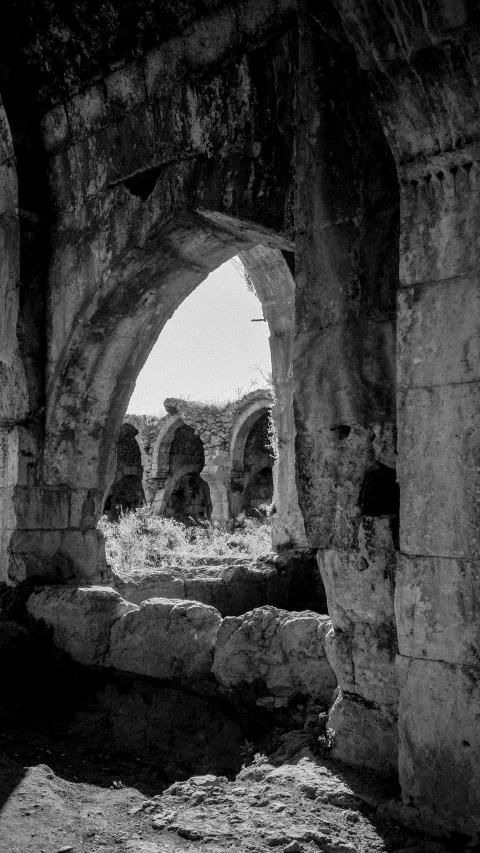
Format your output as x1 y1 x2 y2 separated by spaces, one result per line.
25 585 337 719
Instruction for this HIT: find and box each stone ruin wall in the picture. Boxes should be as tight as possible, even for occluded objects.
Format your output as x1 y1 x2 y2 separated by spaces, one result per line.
1 0 480 842
113 390 279 526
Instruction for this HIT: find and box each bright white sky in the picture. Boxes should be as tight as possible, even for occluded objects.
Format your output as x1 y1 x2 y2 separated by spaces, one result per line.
127 257 272 415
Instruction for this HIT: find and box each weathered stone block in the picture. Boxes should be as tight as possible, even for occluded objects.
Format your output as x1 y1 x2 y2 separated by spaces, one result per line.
105 62 146 116
7 529 62 582
39 104 69 153
102 108 156 185
13 486 70 530
0 217 21 307
183 8 237 72
107 598 221 683
325 622 398 711
397 655 480 839
397 275 480 389
328 689 398 777
27 585 136 666
49 136 109 216
0 427 29 489
7 527 108 584
320 536 397 708
212 606 336 706
69 488 104 529
0 102 14 163
399 162 480 285
398 383 480 558
144 38 184 101
237 0 290 40
114 572 186 605
295 426 374 550
66 84 107 140
395 554 480 665
294 321 395 434
0 161 17 216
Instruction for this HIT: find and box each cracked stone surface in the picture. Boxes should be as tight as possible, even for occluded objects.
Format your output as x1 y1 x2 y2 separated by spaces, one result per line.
212 607 336 707
0 738 451 853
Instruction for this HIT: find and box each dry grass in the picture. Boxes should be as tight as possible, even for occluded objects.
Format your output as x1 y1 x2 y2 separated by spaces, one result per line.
99 507 273 577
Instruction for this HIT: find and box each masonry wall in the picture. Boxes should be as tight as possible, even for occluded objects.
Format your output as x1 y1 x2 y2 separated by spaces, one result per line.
1 0 480 841
294 1 399 776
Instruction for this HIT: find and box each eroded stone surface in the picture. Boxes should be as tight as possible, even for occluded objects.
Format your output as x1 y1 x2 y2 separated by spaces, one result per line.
397 655 480 839
318 516 398 772
212 606 336 707
113 550 327 616
395 554 480 665
3 0 480 841
107 597 222 683
26 585 136 666
328 690 398 778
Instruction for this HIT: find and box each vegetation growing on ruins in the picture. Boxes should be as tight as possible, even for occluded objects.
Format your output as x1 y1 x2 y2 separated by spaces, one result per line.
99 507 273 575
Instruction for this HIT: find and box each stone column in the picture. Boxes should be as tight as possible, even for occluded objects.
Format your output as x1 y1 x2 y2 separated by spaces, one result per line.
294 2 400 775
239 246 307 549
0 98 50 585
202 451 231 526
395 156 480 837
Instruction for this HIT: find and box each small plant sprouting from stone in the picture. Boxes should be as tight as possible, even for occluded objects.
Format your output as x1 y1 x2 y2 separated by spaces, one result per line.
317 728 336 756
239 739 256 766
239 741 268 769
267 409 278 461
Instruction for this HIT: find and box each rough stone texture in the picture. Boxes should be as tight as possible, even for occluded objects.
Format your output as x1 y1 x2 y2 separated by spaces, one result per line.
328 690 398 778
3 8 296 582
318 519 398 773
212 606 336 707
397 384 480 559
395 554 480 665
107 598 222 684
113 550 328 617
2 0 480 840
292 0 399 791
104 423 145 519
148 390 275 526
320 522 398 711
26 586 136 666
120 381 302 544
239 245 307 549
396 655 480 839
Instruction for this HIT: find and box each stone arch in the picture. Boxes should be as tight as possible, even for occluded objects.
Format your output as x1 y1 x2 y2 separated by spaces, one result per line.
21 17 296 582
230 399 274 473
229 399 274 518
0 94 32 583
244 466 274 516
161 468 212 525
150 418 207 517
151 414 189 484
237 245 307 549
2 0 480 837
104 423 146 520
133 430 153 504
40 216 291 581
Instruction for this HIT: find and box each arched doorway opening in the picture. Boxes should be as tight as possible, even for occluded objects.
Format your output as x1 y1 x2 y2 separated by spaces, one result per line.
165 472 212 525
244 467 274 517
241 410 275 516
99 246 304 549
103 423 146 520
230 403 275 519
151 419 211 523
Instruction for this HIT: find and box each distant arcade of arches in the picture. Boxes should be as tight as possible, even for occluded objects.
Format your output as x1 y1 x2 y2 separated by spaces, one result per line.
105 398 275 525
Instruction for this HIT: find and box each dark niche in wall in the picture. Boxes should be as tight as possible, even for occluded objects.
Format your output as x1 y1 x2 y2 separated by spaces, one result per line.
165 473 212 525
359 463 399 517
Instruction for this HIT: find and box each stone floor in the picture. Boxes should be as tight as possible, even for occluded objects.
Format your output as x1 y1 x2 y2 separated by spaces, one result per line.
0 714 452 853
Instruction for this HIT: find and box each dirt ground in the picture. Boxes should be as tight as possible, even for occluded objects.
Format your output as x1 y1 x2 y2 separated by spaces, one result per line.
0 703 453 853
